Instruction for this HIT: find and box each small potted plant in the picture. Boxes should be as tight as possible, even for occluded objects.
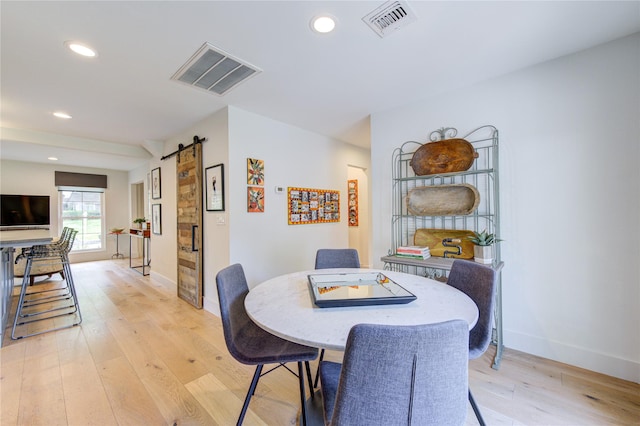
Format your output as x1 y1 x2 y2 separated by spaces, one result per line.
133 217 147 230
468 230 502 264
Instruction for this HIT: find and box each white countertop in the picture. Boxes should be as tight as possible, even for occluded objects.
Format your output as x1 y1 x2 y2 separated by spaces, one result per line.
245 268 478 351
0 229 53 248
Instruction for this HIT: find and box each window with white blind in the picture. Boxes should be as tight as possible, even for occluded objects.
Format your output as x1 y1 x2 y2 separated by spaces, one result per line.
59 190 104 251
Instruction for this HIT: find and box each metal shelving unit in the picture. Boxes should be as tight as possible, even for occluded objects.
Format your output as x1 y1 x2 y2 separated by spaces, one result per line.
381 125 504 369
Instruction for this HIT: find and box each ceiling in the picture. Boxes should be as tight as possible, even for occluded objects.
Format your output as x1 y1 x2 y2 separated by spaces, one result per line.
1 1 639 171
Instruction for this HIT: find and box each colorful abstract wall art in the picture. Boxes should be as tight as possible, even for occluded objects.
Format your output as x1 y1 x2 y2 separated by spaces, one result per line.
247 158 264 186
348 179 358 226
247 186 265 212
288 187 339 225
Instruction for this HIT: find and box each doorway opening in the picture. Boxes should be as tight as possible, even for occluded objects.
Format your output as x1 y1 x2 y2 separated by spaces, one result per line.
130 181 145 258
347 165 369 267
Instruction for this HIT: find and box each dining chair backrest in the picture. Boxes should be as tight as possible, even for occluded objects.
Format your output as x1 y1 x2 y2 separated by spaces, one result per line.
447 259 498 359
49 226 70 247
323 320 469 426
58 228 77 255
14 227 74 264
216 263 254 363
315 248 360 269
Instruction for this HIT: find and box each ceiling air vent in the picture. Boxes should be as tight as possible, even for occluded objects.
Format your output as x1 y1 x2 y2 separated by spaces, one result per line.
362 0 417 38
171 42 261 96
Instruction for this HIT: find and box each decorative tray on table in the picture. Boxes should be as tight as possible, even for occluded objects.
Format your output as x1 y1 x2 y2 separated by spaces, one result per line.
307 272 416 308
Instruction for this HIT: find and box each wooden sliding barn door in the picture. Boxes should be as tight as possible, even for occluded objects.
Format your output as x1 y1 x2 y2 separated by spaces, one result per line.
176 140 203 308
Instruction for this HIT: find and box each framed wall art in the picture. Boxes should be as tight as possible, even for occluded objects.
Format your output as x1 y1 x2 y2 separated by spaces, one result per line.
247 158 264 186
247 186 264 212
348 179 358 226
151 167 161 199
205 163 225 211
288 187 339 225
152 203 162 235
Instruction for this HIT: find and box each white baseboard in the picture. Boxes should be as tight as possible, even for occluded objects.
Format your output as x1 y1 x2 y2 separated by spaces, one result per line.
203 296 220 317
504 329 640 384
149 271 220 317
150 270 173 286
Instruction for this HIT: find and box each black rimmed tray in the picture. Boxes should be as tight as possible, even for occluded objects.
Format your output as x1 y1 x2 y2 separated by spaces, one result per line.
307 272 417 308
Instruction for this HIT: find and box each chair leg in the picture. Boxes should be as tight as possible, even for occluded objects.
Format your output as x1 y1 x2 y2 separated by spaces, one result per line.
11 268 32 339
304 361 314 400
469 389 486 426
298 362 308 426
313 348 325 388
237 364 263 426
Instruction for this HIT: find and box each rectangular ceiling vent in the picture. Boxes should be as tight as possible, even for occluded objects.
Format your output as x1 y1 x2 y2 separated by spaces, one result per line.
171 42 262 96
362 0 417 38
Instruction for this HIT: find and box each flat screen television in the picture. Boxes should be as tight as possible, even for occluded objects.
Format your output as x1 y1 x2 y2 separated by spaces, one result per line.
0 194 51 228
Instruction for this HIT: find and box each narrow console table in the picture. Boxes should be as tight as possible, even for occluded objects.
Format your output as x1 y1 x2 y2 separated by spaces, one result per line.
129 230 150 276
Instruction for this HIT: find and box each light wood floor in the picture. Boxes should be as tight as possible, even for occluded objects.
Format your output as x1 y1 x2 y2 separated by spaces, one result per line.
2 260 639 425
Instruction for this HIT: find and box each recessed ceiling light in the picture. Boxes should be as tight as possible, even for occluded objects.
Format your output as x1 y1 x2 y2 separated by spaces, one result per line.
48 157 58 161
53 111 72 119
311 15 336 33
64 40 97 57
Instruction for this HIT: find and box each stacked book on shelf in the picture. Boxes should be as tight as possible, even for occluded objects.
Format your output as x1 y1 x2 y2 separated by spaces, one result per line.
395 246 430 259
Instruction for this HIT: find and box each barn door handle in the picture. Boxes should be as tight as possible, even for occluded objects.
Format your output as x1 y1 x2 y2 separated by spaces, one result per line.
192 225 198 252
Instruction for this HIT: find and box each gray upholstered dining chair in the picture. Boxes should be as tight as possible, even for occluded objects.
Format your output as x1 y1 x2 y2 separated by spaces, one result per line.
314 248 360 270
447 259 499 426
319 320 469 426
216 263 318 426
313 248 360 387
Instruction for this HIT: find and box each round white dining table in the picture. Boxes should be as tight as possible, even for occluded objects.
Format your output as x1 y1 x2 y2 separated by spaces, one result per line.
244 268 479 351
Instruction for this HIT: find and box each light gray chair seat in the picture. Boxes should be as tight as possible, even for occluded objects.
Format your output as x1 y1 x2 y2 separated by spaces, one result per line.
320 320 469 426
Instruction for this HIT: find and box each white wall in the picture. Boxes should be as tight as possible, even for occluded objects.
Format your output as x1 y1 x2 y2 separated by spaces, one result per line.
371 33 640 382
1 160 131 262
227 107 371 286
